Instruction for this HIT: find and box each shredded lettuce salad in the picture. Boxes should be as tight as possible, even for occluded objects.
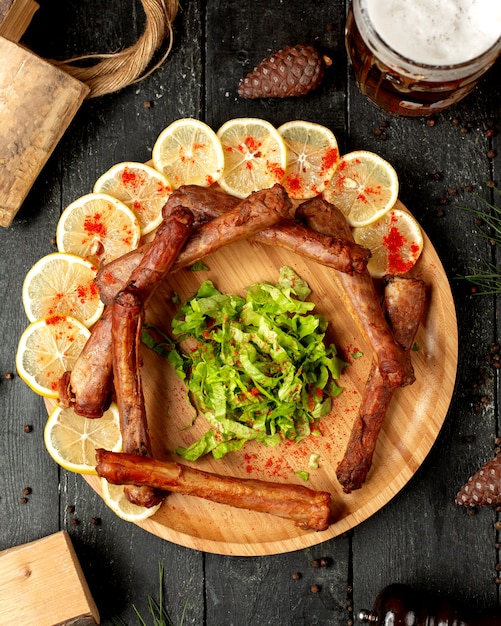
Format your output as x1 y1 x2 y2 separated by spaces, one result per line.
143 266 348 461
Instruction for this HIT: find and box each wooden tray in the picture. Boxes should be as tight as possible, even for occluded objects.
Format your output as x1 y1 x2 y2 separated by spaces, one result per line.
46 198 458 556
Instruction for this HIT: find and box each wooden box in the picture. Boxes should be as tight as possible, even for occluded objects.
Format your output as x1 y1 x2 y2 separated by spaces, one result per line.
0 36 89 226
0 531 100 625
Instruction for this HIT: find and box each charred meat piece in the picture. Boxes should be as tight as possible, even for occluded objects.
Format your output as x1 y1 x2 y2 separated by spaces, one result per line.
162 184 240 225
253 218 370 275
95 185 370 304
168 183 292 272
58 305 114 418
111 287 164 507
296 196 414 389
59 207 194 418
336 275 426 493
95 448 331 531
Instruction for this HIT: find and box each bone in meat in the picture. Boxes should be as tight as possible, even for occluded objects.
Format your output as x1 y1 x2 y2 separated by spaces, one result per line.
112 287 164 507
95 448 331 531
168 184 373 277
296 196 414 389
58 305 114 418
95 185 236 300
168 182 292 272
59 206 194 418
96 184 291 303
95 185 371 305
336 275 426 493
253 219 370 275
162 183 240 225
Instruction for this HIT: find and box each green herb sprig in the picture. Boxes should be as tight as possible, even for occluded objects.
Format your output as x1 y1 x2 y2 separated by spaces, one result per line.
112 563 187 626
458 186 501 294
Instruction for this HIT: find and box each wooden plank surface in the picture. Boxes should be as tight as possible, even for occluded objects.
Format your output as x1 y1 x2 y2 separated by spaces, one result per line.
0 0 499 624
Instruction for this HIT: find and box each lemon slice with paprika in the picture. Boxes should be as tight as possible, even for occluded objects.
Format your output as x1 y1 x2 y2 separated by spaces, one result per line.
352 208 424 278
217 118 287 198
323 150 399 227
278 120 339 199
56 193 141 267
93 162 172 236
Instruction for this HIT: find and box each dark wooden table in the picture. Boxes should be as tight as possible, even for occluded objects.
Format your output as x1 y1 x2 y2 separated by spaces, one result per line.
1 1 500 623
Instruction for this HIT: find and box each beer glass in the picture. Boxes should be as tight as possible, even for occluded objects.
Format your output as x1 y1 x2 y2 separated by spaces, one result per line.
345 0 501 117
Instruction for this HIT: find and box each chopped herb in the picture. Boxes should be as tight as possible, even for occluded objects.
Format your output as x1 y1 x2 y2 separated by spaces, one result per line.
147 266 348 461
295 470 310 481
190 260 210 272
308 453 320 469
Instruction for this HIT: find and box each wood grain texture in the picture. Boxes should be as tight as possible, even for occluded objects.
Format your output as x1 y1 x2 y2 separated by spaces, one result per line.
43 200 457 556
0 531 99 624
0 37 88 226
0 0 38 42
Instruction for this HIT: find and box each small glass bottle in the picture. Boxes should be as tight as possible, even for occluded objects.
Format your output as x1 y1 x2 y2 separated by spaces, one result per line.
358 583 501 626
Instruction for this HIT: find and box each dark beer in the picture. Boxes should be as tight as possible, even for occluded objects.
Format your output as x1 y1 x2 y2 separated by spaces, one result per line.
345 0 501 117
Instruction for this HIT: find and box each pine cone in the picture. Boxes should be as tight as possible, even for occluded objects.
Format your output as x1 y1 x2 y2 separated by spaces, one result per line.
238 44 329 99
456 454 501 507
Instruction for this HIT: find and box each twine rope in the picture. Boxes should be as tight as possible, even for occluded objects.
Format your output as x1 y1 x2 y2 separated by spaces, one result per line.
50 0 178 98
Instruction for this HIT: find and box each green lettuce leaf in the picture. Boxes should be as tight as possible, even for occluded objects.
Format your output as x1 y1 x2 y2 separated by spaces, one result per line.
147 267 349 461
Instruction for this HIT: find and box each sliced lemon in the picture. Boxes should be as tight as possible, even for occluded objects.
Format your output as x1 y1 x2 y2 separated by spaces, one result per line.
100 478 162 523
323 150 399 227
152 118 224 188
22 252 104 327
56 193 141 267
277 120 339 199
93 162 172 236
217 118 287 198
16 314 90 398
352 208 424 278
44 403 122 474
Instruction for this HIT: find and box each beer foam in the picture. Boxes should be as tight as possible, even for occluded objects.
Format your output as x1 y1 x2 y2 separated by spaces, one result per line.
366 0 501 66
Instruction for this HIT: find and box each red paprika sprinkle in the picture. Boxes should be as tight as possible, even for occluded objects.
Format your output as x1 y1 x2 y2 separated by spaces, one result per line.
83 213 107 238
285 174 302 192
267 161 285 179
45 315 66 325
121 167 141 191
243 136 261 152
321 147 339 172
383 224 414 274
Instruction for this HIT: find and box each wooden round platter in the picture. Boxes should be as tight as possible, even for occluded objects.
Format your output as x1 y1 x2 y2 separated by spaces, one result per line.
45 198 458 556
